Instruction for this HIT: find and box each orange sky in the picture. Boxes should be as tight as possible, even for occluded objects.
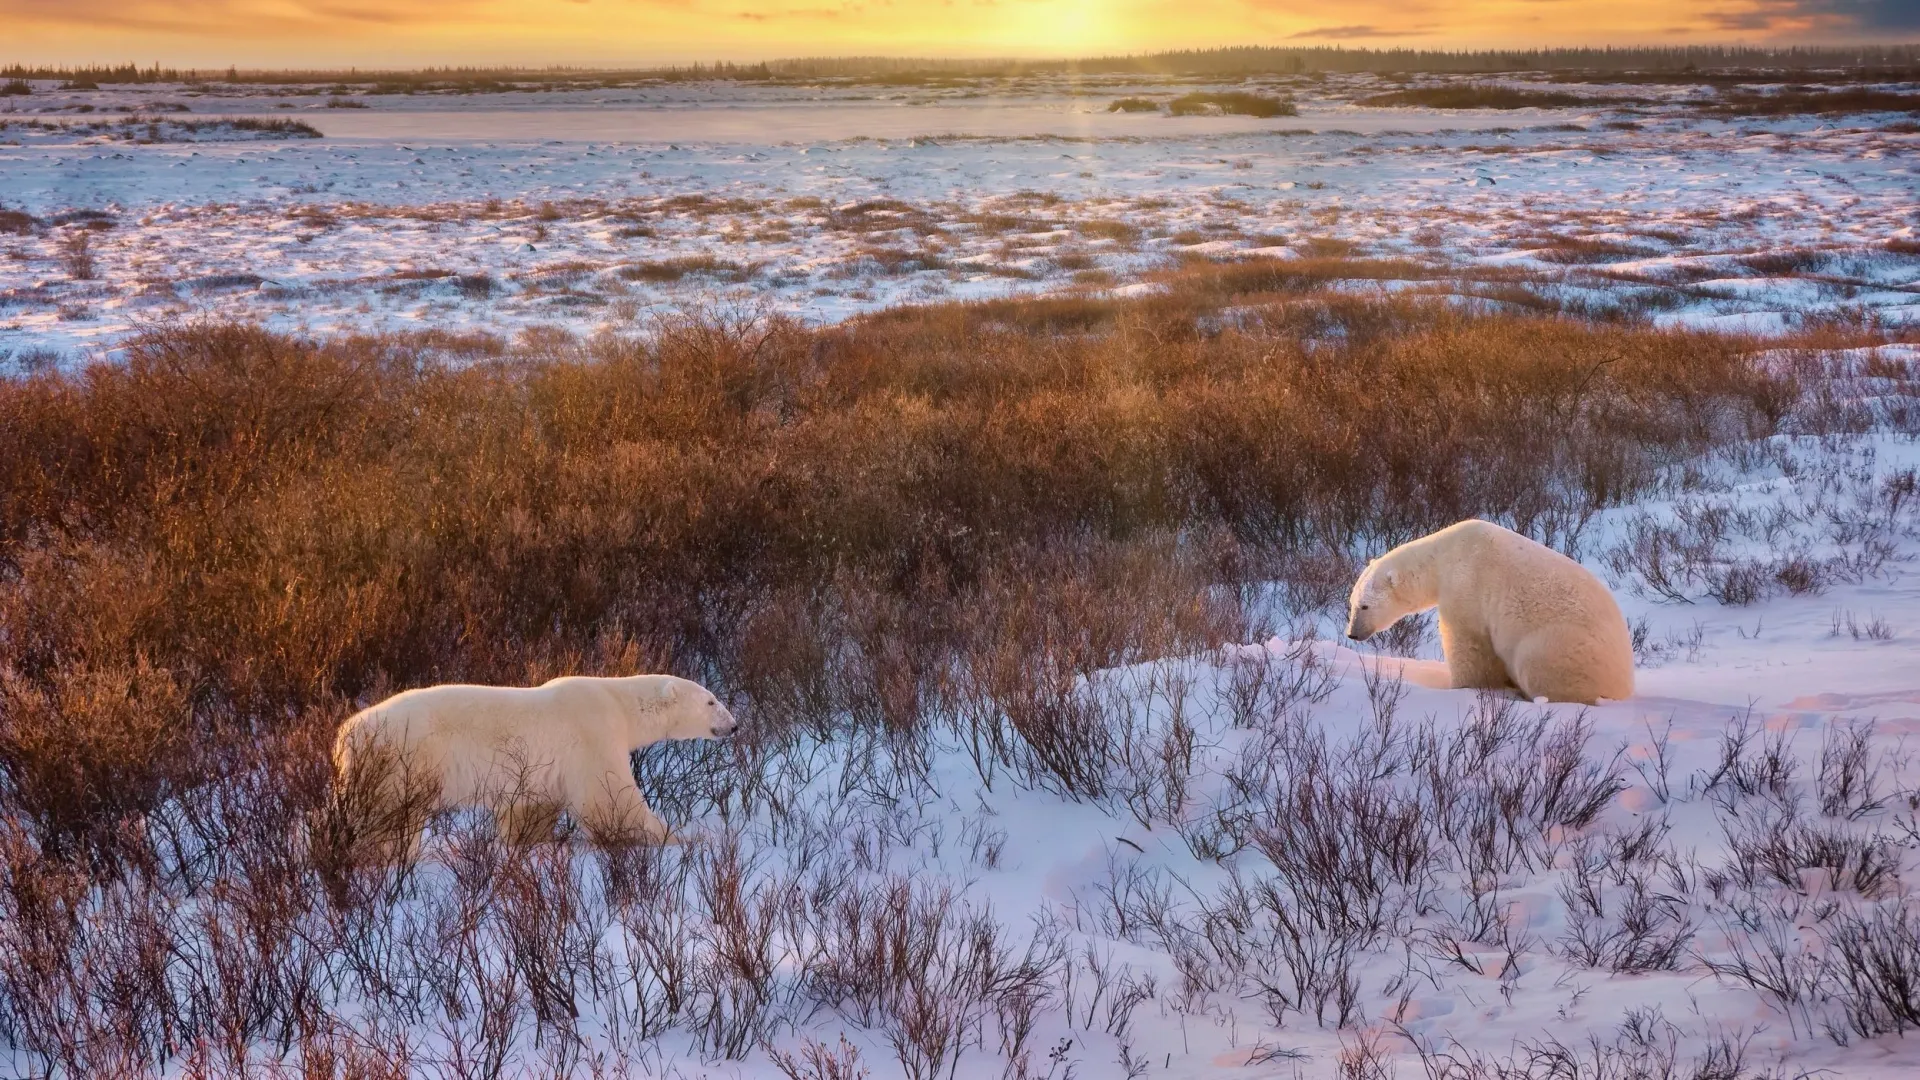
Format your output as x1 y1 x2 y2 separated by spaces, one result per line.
3 1 1913 68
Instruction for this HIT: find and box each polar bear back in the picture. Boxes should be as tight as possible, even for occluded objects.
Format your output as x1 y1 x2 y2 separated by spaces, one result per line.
1439 523 1619 640
334 678 633 807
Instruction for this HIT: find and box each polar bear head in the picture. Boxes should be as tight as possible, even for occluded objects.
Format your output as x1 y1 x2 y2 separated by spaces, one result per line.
630 675 739 742
1345 560 1413 641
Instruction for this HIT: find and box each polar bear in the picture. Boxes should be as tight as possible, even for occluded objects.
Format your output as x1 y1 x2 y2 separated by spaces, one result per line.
1345 519 1633 705
332 674 736 858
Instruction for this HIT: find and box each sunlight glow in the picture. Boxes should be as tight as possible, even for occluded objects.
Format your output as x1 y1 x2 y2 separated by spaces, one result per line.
0 0 1909 67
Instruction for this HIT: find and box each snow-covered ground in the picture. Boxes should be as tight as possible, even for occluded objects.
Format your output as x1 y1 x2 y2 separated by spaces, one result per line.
2 72 1916 365
577 350 1920 1080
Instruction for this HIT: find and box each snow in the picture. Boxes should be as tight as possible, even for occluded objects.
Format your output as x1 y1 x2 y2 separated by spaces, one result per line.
540 400 1920 1080
657 404 1920 1080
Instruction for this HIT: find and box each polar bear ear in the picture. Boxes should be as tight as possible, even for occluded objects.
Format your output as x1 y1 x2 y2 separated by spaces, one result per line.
654 682 677 704
1382 569 1399 589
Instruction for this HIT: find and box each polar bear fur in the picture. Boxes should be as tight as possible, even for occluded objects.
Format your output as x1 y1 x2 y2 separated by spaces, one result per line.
1346 520 1633 705
332 674 736 856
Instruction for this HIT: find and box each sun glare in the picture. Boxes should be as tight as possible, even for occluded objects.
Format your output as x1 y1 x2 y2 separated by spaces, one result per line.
1019 0 1120 56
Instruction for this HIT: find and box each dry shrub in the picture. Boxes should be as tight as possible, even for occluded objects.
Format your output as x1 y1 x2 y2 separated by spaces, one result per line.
0 288 1800 1072
1 296 1773 745
59 230 95 280
1167 91 1296 118
0 660 193 868
1078 219 1140 243
770 1034 869 1080
1362 85 1623 109
1158 255 1442 302
618 255 752 283
310 738 442 898
1707 87 1920 116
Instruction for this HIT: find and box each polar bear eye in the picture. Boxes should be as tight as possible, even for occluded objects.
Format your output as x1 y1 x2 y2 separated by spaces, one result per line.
1360 604 1370 610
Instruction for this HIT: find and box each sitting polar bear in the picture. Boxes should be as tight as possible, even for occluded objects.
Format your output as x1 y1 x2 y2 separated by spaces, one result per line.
332 674 736 856
1345 519 1633 705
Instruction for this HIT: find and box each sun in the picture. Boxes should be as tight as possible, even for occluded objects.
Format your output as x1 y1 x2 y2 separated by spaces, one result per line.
997 0 1130 57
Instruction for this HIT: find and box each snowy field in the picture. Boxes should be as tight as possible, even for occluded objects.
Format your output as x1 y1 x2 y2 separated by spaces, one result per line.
2 71 1917 365
550 392 1920 1080
3 70 1920 1080
478 348 1920 1080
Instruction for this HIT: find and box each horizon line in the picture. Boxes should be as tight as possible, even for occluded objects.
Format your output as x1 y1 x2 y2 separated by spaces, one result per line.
6 40 1920 76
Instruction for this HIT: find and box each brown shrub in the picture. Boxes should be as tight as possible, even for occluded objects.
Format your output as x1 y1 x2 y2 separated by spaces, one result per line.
2 297 1770 784
1706 88 1920 117
1360 85 1619 109
60 230 95 280
1078 219 1140 244
1166 91 1296 118
0 298 1773 726
618 255 752 283
0 281 1813 1072
0 292 1777 829
0 660 192 868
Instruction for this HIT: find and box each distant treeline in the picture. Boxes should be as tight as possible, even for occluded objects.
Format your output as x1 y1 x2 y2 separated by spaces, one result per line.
5 44 1918 85
769 44 1920 77
0 62 788 87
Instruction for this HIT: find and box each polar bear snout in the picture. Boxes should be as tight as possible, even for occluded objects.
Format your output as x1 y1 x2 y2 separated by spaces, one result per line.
708 700 739 739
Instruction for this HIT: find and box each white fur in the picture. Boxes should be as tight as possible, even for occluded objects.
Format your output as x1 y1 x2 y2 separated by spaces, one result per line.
333 674 736 850
1345 519 1634 705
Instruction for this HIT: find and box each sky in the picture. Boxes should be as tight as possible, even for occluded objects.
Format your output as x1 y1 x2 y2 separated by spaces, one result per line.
3 0 1918 68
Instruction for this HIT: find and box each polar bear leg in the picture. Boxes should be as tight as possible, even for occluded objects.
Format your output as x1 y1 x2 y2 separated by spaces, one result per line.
496 800 564 846
1505 627 1607 706
339 746 435 867
575 777 673 847
1439 616 1513 690
393 826 426 865
361 819 425 867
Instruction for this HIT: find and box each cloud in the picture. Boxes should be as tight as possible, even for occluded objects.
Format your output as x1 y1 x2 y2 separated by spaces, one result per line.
1704 0 1920 31
4 0 456 33
5 0 1914 67
1799 0 1920 28
1282 24 1390 38
737 5 852 18
1285 24 1413 39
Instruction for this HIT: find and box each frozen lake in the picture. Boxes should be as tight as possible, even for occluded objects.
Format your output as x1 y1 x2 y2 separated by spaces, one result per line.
297 103 1537 143
2 73 1916 363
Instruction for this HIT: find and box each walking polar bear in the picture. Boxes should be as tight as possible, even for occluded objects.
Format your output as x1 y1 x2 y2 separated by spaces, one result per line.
1346 519 1634 705
332 674 737 856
